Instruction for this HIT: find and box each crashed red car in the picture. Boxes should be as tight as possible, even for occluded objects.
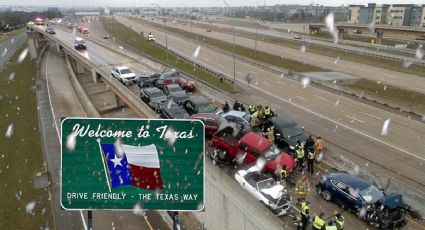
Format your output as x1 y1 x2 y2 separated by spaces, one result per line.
157 77 196 92
191 113 221 138
210 126 296 176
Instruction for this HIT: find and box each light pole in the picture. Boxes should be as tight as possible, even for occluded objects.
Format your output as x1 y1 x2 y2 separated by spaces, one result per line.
152 4 168 61
255 19 258 58
223 0 236 83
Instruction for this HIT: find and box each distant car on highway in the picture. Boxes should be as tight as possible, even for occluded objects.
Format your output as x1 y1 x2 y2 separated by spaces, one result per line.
45 27 56 34
269 116 307 151
148 33 155 41
137 72 161 88
184 96 216 115
317 173 407 229
111 66 137 85
103 34 109 39
293 34 302 39
74 37 87 50
235 168 291 216
140 87 167 106
163 84 190 105
207 29 212 32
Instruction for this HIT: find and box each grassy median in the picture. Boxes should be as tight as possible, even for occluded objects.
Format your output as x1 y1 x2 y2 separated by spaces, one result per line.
132 18 325 73
0 45 53 228
101 18 239 93
344 79 425 113
0 27 25 43
158 19 425 78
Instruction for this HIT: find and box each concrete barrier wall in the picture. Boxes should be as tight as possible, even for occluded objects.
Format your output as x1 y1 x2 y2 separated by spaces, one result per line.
64 54 101 117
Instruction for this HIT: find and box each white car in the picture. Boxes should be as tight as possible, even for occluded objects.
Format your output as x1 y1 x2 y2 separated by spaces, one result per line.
293 34 302 39
148 33 155 41
234 168 291 216
111 66 137 85
217 110 251 126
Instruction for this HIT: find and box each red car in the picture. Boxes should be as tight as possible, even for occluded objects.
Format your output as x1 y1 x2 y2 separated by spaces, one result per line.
157 77 196 92
191 113 221 138
210 126 296 176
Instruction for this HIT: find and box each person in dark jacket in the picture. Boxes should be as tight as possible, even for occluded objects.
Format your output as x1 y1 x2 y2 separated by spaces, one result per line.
304 135 315 159
240 103 246 112
233 100 241 111
222 102 230 113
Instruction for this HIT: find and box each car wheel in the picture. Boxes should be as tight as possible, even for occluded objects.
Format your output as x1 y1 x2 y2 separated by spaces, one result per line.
322 190 332 201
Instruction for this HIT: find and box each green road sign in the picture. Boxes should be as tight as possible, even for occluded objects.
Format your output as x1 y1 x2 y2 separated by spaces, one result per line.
60 118 204 211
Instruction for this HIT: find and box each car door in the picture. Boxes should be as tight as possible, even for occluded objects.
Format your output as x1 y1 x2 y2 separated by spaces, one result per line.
332 181 359 209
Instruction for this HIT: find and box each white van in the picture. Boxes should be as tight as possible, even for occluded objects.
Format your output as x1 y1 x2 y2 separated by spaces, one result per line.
148 33 155 41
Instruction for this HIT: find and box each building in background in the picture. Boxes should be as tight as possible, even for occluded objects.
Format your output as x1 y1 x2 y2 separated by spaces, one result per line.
349 3 425 27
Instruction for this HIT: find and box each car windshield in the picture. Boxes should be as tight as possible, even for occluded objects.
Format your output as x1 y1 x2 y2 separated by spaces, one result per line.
171 108 190 119
283 125 303 138
197 103 215 113
120 69 132 74
263 144 281 160
359 185 385 204
149 91 163 98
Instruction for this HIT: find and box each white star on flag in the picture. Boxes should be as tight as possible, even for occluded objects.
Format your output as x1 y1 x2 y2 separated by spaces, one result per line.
110 155 123 168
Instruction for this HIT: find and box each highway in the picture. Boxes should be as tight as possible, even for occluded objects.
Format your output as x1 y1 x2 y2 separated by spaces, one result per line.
117 16 425 179
33 22 425 228
133 16 425 95
0 32 27 71
185 18 421 59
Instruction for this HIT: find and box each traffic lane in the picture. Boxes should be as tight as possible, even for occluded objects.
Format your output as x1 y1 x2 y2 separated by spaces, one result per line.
0 32 26 71
118 17 425 166
42 45 86 230
150 17 425 95
52 28 156 76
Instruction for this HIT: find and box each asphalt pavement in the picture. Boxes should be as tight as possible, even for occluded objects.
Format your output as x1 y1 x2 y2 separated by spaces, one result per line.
0 32 27 71
138 17 425 95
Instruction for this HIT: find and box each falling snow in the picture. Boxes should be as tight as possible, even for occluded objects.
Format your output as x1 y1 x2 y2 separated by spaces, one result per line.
301 77 310 89
300 45 306 53
66 131 77 151
255 157 266 172
381 119 391 136
114 138 124 157
133 203 143 216
1 47 7 57
192 46 201 58
402 60 413 68
325 13 338 44
8 72 15 81
5 124 14 138
25 201 36 214
334 56 340 64
415 47 423 59
17 48 29 64
163 126 177 146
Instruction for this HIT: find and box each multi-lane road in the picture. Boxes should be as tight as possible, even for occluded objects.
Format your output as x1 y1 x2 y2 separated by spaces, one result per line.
134 16 425 95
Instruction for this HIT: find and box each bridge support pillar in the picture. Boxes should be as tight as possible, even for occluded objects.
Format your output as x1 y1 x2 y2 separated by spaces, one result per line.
376 31 384 44
91 69 99 84
75 60 86 74
115 94 126 107
309 28 320 35
27 38 38 60
338 28 344 39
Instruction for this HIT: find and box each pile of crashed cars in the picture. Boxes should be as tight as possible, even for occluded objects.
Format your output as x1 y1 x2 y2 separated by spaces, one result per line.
113 66 409 229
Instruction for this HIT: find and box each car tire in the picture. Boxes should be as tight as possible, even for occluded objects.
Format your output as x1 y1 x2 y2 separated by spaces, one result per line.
321 189 332 201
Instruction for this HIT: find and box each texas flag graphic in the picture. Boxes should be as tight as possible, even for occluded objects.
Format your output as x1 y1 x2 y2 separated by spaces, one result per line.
100 143 164 191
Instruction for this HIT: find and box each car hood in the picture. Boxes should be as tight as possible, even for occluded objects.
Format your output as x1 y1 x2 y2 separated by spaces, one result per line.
267 153 296 171
260 184 284 200
287 135 307 148
151 96 167 103
121 73 136 79
380 193 403 209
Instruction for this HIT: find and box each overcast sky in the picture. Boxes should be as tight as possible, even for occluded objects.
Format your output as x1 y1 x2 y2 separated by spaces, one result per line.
2 0 425 7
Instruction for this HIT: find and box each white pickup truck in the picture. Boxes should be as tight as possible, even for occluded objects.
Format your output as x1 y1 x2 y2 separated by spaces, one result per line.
111 66 137 85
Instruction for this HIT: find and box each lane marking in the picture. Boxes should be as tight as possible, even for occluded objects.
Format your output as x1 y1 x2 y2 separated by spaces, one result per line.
314 94 326 100
296 96 307 101
262 82 271 86
364 112 383 120
237 79 425 162
237 71 244 75
277 81 287 86
345 115 365 123
46 46 88 230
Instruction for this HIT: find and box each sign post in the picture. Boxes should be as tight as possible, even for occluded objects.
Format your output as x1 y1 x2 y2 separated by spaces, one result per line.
60 118 205 212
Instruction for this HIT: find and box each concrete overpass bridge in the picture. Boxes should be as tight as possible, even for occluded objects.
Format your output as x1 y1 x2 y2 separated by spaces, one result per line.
309 23 425 44
26 26 156 118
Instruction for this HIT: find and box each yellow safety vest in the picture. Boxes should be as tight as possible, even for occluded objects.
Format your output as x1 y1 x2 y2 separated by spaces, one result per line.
281 169 287 178
264 107 271 115
249 104 256 111
335 217 344 230
313 216 325 229
301 202 309 216
326 225 337 230
296 148 304 159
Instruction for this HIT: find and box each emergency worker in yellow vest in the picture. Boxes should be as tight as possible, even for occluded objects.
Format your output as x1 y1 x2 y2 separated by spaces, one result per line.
335 213 345 230
312 212 326 230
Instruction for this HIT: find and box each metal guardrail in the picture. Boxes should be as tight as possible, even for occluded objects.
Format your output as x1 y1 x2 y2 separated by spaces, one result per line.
29 26 157 118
